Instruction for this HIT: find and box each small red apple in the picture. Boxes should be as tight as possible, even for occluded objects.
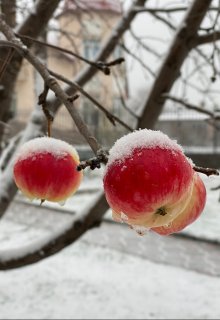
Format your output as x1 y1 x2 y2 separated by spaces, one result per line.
103 129 194 229
13 137 83 203
151 173 206 235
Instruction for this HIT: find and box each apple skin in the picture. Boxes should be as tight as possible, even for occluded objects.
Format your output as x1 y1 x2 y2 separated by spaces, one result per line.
151 173 206 235
103 145 194 228
13 137 83 203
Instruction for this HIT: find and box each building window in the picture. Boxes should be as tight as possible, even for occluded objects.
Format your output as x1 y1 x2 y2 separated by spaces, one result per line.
83 39 100 60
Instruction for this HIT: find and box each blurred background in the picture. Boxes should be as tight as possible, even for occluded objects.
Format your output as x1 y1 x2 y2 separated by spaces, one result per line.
0 0 220 318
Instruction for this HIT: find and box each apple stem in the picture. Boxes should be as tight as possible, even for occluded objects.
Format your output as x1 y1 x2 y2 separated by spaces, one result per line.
156 207 167 216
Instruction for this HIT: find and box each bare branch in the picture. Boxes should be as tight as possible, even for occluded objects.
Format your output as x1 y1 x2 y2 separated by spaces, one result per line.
133 6 220 14
47 0 147 115
16 34 124 75
17 0 61 37
0 192 109 270
120 42 156 77
1 0 16 27
163 94 220 119
196 31 220 46
48 69 133 132
0 0 146 222
138 0 212 129
38 84 53 137
112 69 139 119
77 149 109 171
0 0 62 145
0 132 22 171
129 28 161 59
0 27 101 155
193 166 219 176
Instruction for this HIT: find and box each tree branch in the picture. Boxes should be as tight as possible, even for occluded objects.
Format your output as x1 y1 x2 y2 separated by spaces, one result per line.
0 33 101 155
47 0 147 115
196 31 220 46
138 0 212 130
0 0 147 269
133 6 219 14
48 69 133 132
0 192 109 270
16 34 125 76
163 94 220 120
193 166 219 176
0 0 145 222
0 0 61 143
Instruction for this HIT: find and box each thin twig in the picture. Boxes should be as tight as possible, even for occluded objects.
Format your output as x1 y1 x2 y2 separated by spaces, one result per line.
0 47 14 81
163 94 220 119
48 68 133 132
38 84 53 137
193 166 219 176
133 6 220 14
16 33 125 75
77 149 109 171
0 20 102 155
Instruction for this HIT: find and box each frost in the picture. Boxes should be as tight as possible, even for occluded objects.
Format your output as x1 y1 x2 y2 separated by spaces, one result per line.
131 225 150 236
14 137 79 162
120 212 128 222
59 200 66 207
186 156 195 167
106 129 184 168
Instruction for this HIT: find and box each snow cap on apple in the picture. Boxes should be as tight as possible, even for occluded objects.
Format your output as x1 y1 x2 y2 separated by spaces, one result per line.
13 137 83 203
103 129 205 233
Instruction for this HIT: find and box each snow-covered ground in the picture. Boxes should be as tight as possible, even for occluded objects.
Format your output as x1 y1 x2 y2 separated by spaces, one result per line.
0 169 220 319
0 240 220 319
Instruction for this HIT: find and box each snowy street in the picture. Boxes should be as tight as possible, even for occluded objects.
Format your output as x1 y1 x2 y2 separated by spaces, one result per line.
0 217 220 319
0 171 220 319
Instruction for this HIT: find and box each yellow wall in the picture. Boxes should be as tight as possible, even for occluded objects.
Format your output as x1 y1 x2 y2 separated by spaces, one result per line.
15 8 127 145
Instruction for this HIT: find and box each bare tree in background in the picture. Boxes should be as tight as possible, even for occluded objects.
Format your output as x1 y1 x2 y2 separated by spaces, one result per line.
0 0 219 269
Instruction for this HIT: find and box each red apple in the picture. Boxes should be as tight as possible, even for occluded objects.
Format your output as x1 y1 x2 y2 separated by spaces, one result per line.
13 137 83 203
103 129 194 229
152 173 206 235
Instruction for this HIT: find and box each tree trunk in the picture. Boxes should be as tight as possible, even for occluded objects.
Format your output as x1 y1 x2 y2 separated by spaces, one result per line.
138 0 212 129
0 0 61 143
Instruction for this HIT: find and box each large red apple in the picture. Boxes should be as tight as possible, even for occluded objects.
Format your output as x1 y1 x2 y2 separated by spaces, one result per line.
103 129 195 229
152 173 206 235
13 137 83 203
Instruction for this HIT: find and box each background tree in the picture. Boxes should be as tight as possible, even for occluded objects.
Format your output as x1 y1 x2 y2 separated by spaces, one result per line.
0 0 219 269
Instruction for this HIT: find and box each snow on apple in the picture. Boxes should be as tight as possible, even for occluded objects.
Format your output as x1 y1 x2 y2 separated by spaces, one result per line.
13 137 83 203
103 129 206 234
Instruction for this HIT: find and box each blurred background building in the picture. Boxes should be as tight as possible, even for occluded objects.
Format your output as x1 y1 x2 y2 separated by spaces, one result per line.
13 0 129 147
